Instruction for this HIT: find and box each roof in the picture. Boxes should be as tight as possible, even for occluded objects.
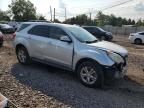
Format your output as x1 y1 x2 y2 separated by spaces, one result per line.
21 22 77 28
82 26 98 28
28 20 51 23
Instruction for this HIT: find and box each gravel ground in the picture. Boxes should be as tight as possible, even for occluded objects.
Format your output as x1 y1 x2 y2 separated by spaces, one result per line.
0 36 144 108
0 46 70 108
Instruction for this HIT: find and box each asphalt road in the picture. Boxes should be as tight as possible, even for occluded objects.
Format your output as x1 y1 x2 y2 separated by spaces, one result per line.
11 62 144 108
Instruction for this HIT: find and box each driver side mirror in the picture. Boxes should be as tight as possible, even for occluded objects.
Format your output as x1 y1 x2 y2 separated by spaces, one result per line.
60 36 72 43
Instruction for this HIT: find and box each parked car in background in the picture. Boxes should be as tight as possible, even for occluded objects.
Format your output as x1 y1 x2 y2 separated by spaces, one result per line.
0 24 15 34
14 22 128 88
0 24 16 41
82 26 113 41
0 31 3 47
8 21 19 31
129 32 144 44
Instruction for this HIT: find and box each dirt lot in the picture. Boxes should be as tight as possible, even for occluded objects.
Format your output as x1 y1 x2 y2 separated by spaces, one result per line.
114 36 144 84
0 36 144 108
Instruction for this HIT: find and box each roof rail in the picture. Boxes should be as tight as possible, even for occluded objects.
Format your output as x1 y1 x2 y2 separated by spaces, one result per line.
28 20 52 23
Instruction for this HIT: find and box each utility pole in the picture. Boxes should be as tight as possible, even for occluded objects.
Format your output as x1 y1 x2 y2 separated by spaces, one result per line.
90 12 92 21
54 8 55 22
65 8 67 21
89 8 93 21
50 6 52 22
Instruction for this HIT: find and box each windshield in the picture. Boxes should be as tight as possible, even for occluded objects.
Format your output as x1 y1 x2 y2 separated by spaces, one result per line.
68 26 98 43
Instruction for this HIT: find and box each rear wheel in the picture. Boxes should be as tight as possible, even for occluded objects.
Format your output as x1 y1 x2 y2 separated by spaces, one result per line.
135 38 142 45
77 61 104 88
16 46 31 65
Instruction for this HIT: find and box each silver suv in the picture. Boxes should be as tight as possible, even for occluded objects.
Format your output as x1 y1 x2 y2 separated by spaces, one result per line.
14 22 128 87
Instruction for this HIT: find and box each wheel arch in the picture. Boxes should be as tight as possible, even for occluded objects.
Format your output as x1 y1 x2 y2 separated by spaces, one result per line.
16 44 26 52
75 58 100 71
135 38 142 41
134 38 142 44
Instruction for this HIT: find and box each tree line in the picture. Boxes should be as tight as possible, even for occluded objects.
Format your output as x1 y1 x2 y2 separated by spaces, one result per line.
0 0 144 27
64 11 144 27
0 0 46 22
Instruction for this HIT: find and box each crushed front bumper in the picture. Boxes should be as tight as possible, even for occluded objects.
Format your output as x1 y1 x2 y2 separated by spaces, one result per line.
104 64 127 81
103 56 128 81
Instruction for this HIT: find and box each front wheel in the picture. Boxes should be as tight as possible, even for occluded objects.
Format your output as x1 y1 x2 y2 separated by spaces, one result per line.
77 61 104 88
16 46 31 65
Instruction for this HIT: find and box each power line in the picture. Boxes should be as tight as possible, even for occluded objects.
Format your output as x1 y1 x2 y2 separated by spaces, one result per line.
51 0 137 20
102 0 135 11
83 0 135 18
67 0 135 13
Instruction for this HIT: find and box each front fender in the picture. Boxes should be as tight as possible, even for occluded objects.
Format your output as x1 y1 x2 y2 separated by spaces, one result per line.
73 49 115 70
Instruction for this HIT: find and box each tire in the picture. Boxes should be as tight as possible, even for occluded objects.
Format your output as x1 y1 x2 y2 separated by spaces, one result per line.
16 46 31 65
135 38 142 45
77 60 104 88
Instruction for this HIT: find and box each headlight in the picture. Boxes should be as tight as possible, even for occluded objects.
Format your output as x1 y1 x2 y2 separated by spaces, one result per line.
107 51 124 64
106 32 112 35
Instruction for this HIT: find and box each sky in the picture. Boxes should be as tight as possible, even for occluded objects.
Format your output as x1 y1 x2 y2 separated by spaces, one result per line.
0 0 144 21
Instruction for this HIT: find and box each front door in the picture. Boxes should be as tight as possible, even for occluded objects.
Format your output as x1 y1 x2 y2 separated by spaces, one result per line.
44 26 73 68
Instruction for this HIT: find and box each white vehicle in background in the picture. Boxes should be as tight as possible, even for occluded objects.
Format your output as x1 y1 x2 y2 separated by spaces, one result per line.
129 32 144 44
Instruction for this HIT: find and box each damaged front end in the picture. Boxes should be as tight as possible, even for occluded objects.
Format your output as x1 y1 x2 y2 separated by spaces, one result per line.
104 55 128 81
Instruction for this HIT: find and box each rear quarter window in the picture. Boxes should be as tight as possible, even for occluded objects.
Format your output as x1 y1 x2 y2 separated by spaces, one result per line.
17 24 30 32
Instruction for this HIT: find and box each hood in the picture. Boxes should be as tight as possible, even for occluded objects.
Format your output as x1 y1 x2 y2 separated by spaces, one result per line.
88 41 128 57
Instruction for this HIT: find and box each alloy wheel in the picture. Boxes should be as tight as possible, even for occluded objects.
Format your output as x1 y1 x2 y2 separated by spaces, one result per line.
80 66 97 85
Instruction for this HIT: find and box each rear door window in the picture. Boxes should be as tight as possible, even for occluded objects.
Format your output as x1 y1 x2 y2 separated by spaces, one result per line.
84 27 95 33
28 25 50 37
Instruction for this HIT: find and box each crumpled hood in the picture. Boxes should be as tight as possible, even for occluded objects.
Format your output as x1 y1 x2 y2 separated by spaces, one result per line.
88 41 128 57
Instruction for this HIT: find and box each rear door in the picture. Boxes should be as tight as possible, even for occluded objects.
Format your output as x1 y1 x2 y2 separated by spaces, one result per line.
28 25 51 59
